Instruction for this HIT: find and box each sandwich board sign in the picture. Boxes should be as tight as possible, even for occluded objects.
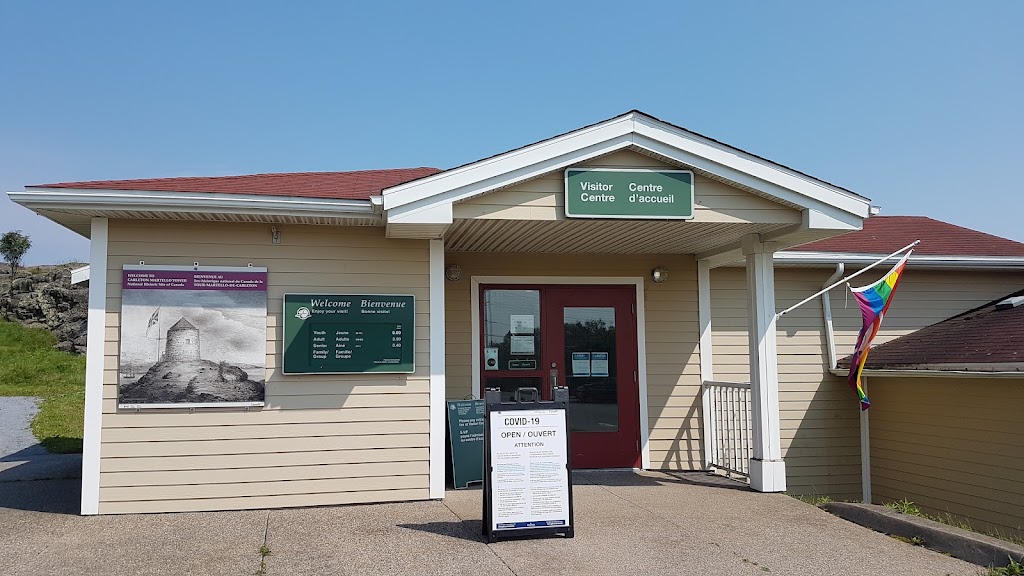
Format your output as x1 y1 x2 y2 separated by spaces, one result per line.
482 387 574 542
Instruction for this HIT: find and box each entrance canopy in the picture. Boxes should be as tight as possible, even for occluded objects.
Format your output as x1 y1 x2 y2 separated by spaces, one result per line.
383 110 872 266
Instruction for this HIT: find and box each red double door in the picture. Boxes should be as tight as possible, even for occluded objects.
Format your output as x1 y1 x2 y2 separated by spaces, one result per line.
479 285 640 468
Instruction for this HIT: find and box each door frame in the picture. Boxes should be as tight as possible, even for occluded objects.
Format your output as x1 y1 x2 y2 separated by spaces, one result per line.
470 276 650 469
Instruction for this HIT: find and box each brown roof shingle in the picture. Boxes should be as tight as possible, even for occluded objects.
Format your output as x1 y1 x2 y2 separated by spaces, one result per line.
31 168 442 201
794 216 1024 257
838 289 1024 371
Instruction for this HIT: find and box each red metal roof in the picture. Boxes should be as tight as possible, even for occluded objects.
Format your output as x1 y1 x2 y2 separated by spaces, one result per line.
32 168 442 201
838 290 1024 371
794 216 1024 257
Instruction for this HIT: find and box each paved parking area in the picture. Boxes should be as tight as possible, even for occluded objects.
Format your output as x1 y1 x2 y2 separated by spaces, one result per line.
0 471 977 576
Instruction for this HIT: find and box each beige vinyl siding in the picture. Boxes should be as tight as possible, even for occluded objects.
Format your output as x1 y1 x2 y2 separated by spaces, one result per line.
453 149 800 225
99 220 430 514
869 376 1024 538
710 266 1024 499
829 269 1024 349
443 252 703 470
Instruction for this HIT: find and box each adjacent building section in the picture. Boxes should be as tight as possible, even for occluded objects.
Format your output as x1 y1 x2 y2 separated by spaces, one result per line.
839 290 1024 537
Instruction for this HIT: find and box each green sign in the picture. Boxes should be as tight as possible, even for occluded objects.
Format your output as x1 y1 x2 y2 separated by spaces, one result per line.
283 294 415 374
564 168 694 219
447 399 485 489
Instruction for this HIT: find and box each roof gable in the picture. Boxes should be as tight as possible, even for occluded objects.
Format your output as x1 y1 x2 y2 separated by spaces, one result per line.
382 111 872 233
452 148 802 226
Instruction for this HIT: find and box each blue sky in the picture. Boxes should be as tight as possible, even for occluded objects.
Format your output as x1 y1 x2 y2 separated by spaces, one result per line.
2 1 1021 264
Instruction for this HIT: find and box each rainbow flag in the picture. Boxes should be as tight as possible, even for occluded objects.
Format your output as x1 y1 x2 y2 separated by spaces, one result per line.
848 252 912 410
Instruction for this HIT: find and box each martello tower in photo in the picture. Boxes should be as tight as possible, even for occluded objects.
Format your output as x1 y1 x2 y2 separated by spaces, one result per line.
164 318 200 361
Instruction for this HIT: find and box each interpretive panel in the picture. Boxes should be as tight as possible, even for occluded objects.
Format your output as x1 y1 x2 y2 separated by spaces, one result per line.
118 265 268 409
283 293 415 374
488 408 571 531
447 399 485 489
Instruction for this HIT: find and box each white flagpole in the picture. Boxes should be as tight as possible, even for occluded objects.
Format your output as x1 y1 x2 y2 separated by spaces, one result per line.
776 240 919 319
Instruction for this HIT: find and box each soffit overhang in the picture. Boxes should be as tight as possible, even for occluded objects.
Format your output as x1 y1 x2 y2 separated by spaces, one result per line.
8 188 381 238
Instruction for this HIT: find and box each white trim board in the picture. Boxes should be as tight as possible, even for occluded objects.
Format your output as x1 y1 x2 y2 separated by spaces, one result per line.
81 217 108 515
773 251 1024 270
697 259 714 469
428 240 446 499
9 188 379 223
469 275 651 470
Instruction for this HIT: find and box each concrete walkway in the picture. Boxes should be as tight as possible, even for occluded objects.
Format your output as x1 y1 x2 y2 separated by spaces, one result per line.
0 396 82 482
0 471 977 576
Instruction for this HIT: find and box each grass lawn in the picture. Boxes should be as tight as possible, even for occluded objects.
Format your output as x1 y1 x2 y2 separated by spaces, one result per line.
0 319 86 453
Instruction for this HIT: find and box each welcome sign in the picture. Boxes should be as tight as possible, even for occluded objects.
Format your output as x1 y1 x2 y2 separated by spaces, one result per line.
564 168 694 219
282 293 415 374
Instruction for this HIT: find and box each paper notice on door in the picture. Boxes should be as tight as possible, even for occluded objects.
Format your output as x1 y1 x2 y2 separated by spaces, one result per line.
510 335 535 355
571 352 591 377
590 352 609 377
510 315 534 335
485 347 499 371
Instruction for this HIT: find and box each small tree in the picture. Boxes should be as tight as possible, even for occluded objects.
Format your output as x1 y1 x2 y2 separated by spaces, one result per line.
1 230 32 291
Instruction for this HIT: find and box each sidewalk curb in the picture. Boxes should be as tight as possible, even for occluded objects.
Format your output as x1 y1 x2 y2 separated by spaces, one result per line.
821 502 1024 568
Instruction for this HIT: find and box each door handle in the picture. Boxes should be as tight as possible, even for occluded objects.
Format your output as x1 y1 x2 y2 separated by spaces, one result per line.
549 368 558 396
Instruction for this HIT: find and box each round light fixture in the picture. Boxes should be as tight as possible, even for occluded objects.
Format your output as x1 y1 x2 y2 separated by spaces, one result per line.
652 267 669 283
445 264 463 281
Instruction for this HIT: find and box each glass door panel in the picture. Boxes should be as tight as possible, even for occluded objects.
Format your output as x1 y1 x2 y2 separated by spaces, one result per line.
481 289 544 401
563 307 618 433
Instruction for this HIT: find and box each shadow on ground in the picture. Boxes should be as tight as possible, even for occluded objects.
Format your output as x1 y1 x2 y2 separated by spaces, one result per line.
574 469 751 491
0 444 82 515
397 520 485 543
397 471 751 546
0 445 82 480
0 478 80 514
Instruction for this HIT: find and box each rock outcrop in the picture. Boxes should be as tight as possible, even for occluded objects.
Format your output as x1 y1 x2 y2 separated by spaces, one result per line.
0 264 89 354
119 359 264 404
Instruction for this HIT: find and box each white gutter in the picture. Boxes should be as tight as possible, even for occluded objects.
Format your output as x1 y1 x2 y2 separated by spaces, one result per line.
829 368 1024 378
821 263 845 370
70 265 90 285
8 188 379 220
775 251 1024 269
369 195 384 209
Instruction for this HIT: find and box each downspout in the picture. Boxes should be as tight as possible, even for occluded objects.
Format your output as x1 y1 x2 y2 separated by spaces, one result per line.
821 262 872 504
821 263 844 370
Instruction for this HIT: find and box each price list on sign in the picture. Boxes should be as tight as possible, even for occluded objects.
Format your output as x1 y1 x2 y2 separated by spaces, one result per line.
283 294 415 374
311 323 405 365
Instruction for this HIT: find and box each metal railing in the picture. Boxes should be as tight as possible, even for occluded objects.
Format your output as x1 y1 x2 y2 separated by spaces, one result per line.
703 380 753 477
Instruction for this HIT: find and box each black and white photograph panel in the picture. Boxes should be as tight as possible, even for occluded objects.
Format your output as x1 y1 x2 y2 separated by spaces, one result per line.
118 283 267 407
